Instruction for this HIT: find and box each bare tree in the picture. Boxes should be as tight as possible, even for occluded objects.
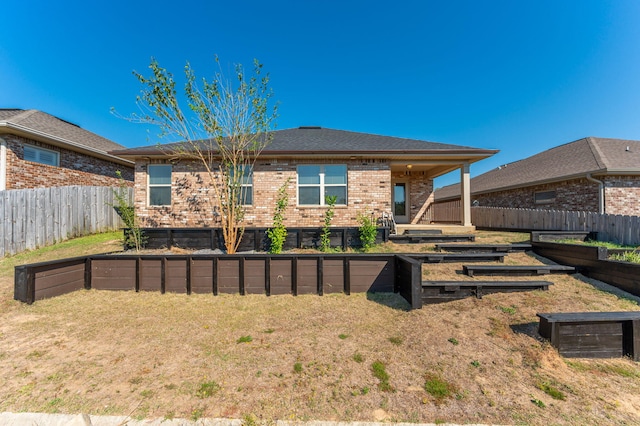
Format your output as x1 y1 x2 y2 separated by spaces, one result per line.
127 57 277 253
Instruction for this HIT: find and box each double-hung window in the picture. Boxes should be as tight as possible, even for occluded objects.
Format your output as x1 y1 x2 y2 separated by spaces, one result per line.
24 144 59 166
148 165 172 206
297 165 347 206
234 165 253 205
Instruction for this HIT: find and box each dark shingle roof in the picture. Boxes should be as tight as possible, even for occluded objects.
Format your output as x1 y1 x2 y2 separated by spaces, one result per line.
0 109 128 155
111 127 497 158
435 137 640 200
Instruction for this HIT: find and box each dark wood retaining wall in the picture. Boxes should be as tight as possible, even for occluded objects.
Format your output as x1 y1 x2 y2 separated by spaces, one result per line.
134 227 390 252
532 240 640 297
15 253 416 305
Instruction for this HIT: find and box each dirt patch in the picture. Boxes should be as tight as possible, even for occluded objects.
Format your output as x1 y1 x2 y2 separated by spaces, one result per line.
1 231 640 424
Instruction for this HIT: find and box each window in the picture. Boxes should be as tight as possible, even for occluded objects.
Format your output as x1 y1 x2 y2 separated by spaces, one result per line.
297 165 347 205
148 165 172 206
534 190 556 205
232 165 253 205
23 144 59 166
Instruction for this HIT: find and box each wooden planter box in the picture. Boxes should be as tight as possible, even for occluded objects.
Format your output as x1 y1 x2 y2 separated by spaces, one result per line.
131 227 390 252
15 253 425 306
537 312 640 360
532 240 640 297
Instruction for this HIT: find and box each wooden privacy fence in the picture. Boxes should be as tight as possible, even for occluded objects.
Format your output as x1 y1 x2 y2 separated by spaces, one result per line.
0 186 132 257
469 207 640 246
431 200 461 223
14 253 423 308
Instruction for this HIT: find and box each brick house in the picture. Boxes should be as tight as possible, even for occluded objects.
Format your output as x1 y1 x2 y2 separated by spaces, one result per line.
0 109 134 190
111 127 497 228
435 137 640 215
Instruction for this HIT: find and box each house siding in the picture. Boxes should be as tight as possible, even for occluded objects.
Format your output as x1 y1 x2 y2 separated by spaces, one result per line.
3 134 133 189
135 159 393 228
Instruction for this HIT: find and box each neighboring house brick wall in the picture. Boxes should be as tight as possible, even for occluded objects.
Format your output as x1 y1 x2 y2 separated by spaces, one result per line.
472 178 600 212
135 159 392 228
603 175 640 215
3 135 134 189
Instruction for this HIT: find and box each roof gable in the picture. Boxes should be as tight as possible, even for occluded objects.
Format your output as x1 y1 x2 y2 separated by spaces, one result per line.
0 109 126 153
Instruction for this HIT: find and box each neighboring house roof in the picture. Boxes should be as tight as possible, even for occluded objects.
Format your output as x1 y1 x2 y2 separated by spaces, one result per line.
0 109 133 166
435 137 640 201
111 126 497 165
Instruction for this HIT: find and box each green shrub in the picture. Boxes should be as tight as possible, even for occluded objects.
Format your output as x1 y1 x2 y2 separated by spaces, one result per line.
113 170 145 251
320 195 337 252
267 179 290 254
357 212 377 252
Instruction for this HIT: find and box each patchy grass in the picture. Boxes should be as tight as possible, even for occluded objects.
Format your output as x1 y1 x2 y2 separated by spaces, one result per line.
1 231 640 425
610 251 640 264
424 373 456 402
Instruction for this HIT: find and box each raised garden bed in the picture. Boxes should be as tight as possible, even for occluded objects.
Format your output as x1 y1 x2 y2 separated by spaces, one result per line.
15 252 426 309
531 240 640 297
537 311 640 360
133 227 389 251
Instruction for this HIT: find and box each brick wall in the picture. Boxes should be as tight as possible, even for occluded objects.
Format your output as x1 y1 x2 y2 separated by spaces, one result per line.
391 171 434 223
604 175 640 215
135 158 393 227
471 178 600 212
3 134 134 189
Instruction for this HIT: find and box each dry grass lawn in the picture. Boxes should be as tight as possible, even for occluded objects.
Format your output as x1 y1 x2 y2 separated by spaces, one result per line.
1 231 640 425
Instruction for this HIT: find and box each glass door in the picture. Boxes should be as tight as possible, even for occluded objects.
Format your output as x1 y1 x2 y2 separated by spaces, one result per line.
393 182 409 223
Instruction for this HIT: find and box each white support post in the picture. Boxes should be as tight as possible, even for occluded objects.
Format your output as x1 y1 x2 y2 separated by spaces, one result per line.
0 137 6 191
460 163 471 226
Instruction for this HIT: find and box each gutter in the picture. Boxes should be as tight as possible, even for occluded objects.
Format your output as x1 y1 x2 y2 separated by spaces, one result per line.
585 173 605 214
0 137 6 190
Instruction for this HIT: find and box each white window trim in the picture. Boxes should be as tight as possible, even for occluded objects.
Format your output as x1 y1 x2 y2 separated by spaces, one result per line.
147 164 172 206
24 144 60 167
297 164 348 206
236 165 253 206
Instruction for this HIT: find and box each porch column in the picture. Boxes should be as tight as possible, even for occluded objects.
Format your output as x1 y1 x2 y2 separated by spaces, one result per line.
460 162 471 226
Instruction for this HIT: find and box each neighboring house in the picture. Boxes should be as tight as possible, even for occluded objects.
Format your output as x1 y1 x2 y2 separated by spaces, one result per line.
111 127 497 228
0 109 134 190
435 137 640 215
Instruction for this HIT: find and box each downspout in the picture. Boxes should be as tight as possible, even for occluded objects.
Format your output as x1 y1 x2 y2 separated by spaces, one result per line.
0 137 6 191
586 173 604 214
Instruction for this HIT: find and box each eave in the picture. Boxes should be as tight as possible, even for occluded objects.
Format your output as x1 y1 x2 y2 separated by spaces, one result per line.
0 122 134 167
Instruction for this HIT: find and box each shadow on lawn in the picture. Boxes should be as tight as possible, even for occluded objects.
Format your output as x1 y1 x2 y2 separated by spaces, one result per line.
510 321 544 341
366 292 412 311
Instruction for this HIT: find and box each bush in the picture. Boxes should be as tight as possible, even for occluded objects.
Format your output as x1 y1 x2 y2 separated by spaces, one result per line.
320 195 337 252
357 212 377 252
267 179 290 254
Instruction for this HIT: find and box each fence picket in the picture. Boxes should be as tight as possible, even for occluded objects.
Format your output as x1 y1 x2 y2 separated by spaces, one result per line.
0 186 130 257
446 205 640 245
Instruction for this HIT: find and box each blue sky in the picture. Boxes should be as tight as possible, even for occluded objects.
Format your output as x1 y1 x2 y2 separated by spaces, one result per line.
2 1 640 187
